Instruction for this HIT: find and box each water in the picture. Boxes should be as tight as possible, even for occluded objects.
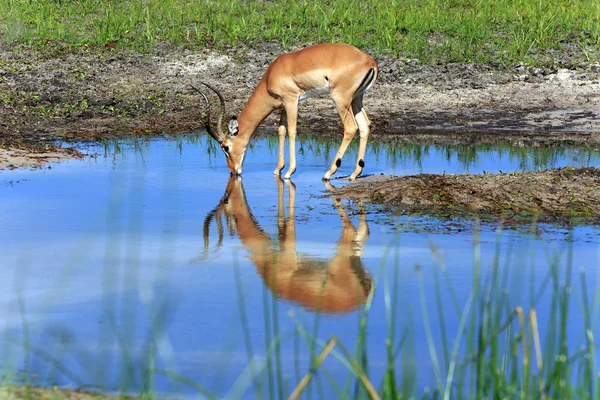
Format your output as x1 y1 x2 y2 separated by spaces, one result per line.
0 135 599 398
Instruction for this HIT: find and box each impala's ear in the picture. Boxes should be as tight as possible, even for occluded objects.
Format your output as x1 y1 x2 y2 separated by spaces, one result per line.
228 117 239 136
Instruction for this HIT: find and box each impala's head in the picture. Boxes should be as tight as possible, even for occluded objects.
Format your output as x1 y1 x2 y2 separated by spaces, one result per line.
192 82 246 176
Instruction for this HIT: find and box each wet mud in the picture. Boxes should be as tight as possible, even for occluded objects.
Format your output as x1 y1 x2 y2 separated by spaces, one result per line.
330 167 600 226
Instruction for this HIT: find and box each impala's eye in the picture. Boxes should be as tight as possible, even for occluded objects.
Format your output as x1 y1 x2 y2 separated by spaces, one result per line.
221 145 231 158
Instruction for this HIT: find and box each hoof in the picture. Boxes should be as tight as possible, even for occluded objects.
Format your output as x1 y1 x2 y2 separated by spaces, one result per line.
283 167 296 179
349 169 362 181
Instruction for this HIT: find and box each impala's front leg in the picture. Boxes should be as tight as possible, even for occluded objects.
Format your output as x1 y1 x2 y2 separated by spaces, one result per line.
283 101 298 180
284 179 297 250
274 111 287 176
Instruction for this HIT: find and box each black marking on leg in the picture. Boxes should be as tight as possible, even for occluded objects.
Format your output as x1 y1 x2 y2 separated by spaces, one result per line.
336 158 342 168
358 159 365 168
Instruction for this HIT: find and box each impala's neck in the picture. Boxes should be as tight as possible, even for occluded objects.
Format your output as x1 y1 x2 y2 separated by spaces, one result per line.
227 187 275 268
235 78 277 146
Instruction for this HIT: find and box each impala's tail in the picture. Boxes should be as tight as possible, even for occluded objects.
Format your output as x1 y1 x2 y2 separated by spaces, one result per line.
354 67 377 97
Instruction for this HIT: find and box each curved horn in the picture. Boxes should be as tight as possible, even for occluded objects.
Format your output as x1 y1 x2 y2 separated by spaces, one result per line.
199 81 228 139
201 202 224 260
190 82 227 143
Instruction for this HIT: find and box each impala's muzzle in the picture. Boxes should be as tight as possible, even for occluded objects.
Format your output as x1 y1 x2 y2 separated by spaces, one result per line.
231 150 246 176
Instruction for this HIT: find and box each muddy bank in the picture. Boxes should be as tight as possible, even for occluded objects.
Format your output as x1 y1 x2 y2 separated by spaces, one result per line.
330 168 600 225
0 147 81 170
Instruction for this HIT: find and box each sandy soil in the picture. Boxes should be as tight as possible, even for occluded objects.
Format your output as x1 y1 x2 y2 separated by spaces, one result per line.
1 42 599 221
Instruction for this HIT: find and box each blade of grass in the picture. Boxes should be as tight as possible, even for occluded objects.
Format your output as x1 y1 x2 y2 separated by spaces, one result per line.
2 334 86 389
579 268 593 397
151 368 216 399
233 261 261 396
517 306 530 397
430 241 450 369
288 337 337 400
586 329 597 400
530 308 544 394
443 292 473 400
227 328 296 399
262 283 275 400
459 307 519 368
383 237 400 399
287 312 355 376
335 340 381 400
416 262 444 394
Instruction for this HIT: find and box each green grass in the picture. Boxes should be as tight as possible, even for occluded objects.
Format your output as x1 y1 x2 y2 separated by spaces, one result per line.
0 0 599 65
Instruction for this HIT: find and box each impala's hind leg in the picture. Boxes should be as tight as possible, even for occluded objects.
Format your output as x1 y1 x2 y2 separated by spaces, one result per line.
323 90 359 181
349 95 370 180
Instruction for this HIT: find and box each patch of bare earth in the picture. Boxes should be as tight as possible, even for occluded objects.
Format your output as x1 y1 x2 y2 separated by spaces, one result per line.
330 168 600 225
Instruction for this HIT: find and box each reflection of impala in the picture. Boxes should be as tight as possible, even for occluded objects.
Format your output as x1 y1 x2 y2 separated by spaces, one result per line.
201 177 373 314
193 43 378 180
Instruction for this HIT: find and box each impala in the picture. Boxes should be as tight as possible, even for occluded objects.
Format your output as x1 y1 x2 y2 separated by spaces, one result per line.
199 177 372 314
193 43 378 180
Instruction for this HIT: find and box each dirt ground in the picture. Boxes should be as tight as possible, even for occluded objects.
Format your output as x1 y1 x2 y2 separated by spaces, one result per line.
328 167 600 226
1 42 599 221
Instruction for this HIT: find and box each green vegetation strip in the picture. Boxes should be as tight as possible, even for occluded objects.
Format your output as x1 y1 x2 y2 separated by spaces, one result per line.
0 0 599 64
